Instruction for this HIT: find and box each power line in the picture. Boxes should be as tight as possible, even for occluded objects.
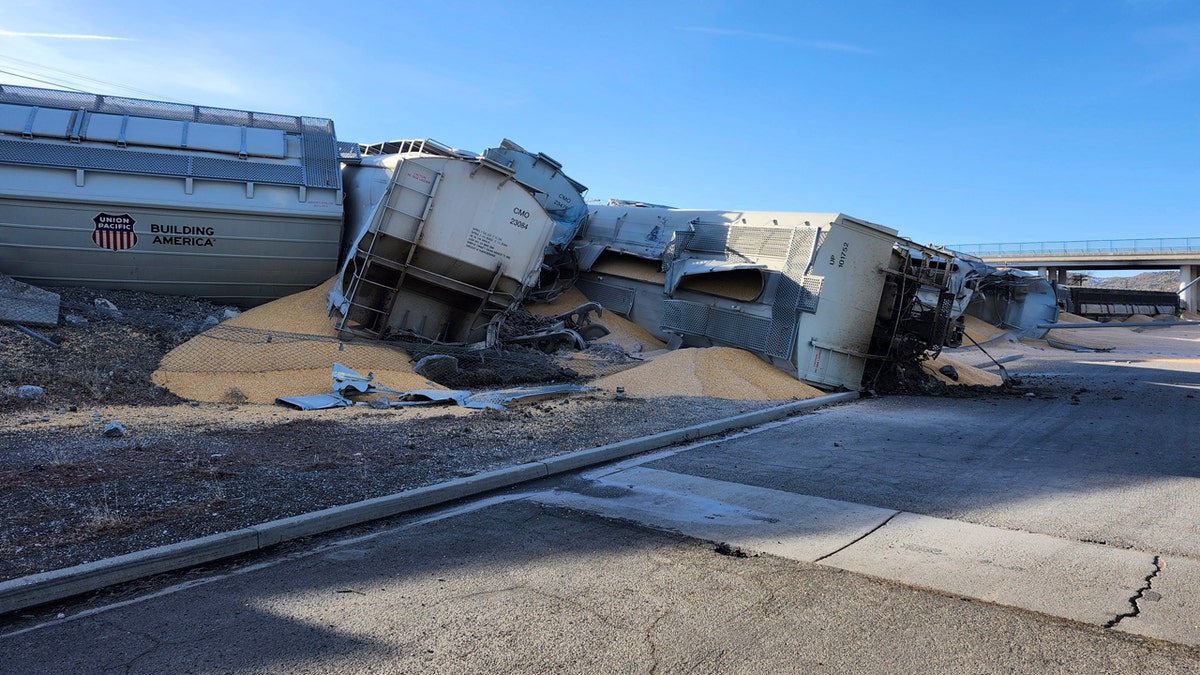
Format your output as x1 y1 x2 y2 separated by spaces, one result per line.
0 68 87 92
0 53 185 103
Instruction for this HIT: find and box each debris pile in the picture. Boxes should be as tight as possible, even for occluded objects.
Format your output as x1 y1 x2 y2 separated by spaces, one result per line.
152 275 839 404
153 266 1018 404
528 287 666 354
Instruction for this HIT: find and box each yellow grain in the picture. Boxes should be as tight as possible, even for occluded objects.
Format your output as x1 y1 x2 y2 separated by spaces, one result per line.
961 315 1008 344
153 278 439 403
922 352 1004 386
593 347 827 400
590 253 666 283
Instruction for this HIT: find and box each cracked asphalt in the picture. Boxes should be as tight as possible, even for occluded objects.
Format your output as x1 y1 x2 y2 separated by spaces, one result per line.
3 326 1199 673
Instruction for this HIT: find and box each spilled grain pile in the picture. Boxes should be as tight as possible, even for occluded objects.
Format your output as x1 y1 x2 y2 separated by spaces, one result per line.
153 278 437 404
962 315 1010 345
155 275 836 405
1054 312 1098 324
592 347 826 400
921 352 1004 386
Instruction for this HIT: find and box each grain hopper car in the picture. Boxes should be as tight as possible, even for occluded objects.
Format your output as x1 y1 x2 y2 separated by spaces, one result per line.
328 138 586 344
0 84 351 305
563 203 984 390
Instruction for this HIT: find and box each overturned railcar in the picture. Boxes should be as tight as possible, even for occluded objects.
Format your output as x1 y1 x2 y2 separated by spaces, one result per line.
569 203 978 391
0 84 348 305
329 141 562 343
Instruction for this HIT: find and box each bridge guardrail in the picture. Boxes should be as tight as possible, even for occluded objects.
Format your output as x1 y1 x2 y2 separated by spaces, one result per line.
947 238 1200 258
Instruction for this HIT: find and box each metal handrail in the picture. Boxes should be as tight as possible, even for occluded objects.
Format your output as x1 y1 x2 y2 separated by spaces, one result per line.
947 237 1200 257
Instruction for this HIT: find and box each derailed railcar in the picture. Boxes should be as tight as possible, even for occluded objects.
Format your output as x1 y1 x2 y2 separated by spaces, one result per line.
1061 286 1179 321
0 84 348 305
329 142 563 343
567 203 980 391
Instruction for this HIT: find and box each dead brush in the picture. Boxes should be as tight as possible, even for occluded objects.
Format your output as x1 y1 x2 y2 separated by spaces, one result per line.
204 480 230 505
118 438 153 452
66 367 114 401
84 488 125 531
39 445 72 467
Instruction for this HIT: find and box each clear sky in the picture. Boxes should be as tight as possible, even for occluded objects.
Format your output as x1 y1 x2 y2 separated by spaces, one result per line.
1 0 1196 247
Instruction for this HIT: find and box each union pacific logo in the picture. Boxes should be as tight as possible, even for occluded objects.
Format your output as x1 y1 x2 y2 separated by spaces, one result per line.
92 213 138 251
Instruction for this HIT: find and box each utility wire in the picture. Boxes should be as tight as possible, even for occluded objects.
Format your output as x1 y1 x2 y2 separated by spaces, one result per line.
0 53 184 102
0 67 88 92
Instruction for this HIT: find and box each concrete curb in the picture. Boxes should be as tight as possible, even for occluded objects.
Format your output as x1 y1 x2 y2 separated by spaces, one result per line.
0 391 859 615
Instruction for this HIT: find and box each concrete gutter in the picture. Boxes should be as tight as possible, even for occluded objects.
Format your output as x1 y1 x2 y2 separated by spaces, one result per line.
0 391 858 616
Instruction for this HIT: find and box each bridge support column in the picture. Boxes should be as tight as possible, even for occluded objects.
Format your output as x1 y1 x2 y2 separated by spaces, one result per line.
1055 268 1069 285
1037 267 1050 279
1182 265 1199 313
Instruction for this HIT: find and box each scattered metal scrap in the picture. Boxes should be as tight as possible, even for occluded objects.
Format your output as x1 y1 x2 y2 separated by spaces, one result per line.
276 363 591 411
495 301 610 352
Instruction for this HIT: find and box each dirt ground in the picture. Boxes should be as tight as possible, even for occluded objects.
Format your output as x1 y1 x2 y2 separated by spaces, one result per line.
0 285 788 582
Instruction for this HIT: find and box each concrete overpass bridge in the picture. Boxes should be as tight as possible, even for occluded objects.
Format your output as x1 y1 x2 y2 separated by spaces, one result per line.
947 237 1200 310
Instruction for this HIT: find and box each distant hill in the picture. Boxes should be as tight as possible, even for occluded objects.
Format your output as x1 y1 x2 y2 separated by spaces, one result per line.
1072 271 1180 292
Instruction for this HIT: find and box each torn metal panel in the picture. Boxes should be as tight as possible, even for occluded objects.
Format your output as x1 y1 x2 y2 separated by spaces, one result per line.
332 362 379 395
276 394 354 411
388 389 471 407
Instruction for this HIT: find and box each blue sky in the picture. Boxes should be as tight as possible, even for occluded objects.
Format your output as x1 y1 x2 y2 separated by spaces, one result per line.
1 0 1196 247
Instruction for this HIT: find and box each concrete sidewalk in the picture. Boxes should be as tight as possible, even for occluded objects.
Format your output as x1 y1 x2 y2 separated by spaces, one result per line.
538 464 1199 643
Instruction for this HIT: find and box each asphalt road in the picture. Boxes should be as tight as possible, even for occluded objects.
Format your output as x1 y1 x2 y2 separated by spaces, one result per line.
2 326 1198 673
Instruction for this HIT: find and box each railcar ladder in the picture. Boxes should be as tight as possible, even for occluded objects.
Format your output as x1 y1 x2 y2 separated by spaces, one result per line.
337 161 442 337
